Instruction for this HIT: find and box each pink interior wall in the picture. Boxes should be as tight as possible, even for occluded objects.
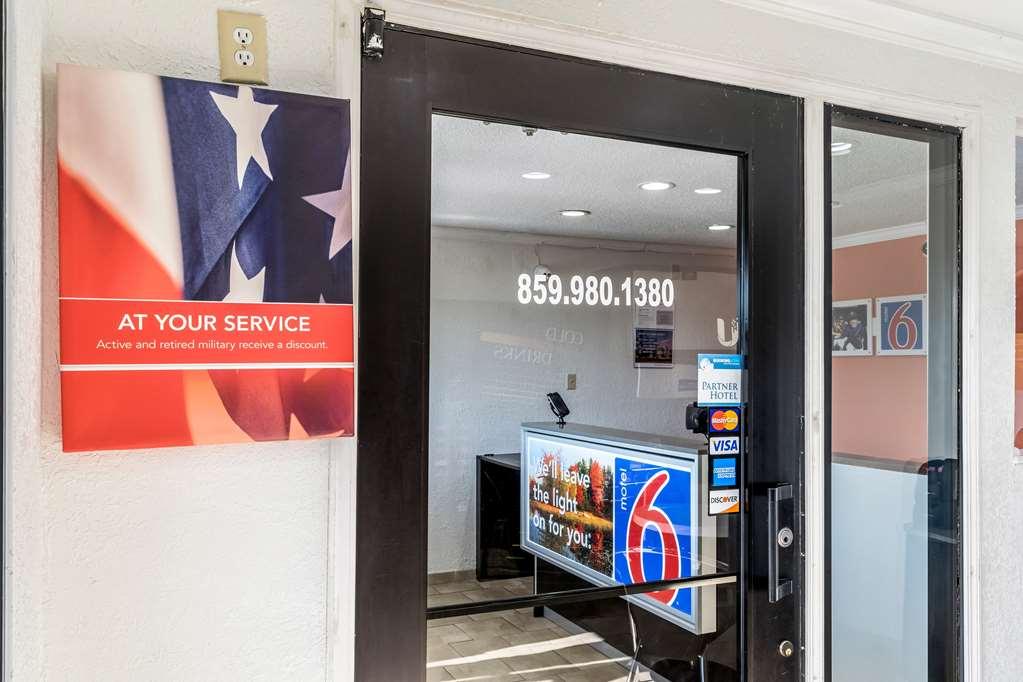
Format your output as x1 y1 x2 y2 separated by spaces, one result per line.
1014 220 1023 448
832 235 927 462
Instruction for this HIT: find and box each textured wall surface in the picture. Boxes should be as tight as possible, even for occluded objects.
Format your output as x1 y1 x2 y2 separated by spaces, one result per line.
7 0 1023 680
428 234 735 573
7 1 355 680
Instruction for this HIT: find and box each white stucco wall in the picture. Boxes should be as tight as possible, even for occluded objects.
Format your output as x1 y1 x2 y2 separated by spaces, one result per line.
6 0 1023 681
5 1 359 680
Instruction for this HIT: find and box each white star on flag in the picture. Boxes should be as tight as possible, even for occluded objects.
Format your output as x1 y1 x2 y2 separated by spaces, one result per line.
222 240 266 302
302 153 352 259
210 85 278 188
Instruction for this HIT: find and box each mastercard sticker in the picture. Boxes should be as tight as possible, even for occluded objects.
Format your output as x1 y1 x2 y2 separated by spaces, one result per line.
709 408 740 433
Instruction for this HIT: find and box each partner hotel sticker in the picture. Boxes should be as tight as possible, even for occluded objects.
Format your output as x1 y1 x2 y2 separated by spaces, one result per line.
697 353 743 406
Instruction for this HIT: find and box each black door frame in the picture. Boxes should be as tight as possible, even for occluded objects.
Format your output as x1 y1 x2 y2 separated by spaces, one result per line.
357 24 804 681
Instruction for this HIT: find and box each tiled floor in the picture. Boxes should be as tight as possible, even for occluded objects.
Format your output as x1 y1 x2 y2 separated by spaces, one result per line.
427 575 652 682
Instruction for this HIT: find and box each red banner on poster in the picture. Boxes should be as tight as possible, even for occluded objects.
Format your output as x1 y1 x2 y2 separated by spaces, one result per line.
60 299 353 366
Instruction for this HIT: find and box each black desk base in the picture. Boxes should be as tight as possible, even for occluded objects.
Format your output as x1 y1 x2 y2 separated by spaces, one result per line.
475 453 533 582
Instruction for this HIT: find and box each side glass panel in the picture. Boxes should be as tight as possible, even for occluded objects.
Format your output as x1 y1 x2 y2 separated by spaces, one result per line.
1015 135 1023 458
828 110 960 682
428 114 742 681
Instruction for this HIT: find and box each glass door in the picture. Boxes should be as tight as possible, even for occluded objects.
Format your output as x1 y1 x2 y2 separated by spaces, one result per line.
427 114 742 682
358 22 805 682
825 107 961 682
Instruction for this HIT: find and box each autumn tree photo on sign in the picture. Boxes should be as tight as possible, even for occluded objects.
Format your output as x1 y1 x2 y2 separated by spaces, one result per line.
526 440 615 576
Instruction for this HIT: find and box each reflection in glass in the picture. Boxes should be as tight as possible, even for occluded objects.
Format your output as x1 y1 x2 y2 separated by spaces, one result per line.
429 114 741 680
1014 136 1023 456
426 582 740 681
829 114 960 682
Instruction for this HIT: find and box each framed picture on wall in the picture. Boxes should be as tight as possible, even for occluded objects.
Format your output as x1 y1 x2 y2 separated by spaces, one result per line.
831 299 873 356
876 294 927 356
634 327 674 367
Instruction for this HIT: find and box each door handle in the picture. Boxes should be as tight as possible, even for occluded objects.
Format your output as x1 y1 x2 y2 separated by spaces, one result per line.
767 483 793 603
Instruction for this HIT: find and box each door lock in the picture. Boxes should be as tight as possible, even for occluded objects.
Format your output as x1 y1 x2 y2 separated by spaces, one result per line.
778 640 794 658
767 484 793 603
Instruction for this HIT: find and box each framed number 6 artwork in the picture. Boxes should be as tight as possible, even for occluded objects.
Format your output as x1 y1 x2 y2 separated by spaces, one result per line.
877 294 927 356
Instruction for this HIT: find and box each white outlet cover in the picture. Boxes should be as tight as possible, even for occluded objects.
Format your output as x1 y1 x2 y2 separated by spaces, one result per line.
218 9 268 84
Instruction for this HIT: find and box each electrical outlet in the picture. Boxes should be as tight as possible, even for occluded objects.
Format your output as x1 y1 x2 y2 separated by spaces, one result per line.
234 50 255 67
218 10 267 85
232 27 253 45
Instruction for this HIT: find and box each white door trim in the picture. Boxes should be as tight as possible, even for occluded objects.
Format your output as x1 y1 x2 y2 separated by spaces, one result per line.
380 0 977 126
717 0 1023 75
328 4 362 682
341 3 983 680
960 105 983 682
803 96 827 682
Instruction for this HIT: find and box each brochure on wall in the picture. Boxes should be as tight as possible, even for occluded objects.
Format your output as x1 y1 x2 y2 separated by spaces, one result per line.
632 271 676 367
635 305 674 329
634 328 674 367
57 64 355 451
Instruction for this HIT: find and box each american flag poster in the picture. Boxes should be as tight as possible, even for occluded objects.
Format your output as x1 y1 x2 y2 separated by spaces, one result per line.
57 64 354 452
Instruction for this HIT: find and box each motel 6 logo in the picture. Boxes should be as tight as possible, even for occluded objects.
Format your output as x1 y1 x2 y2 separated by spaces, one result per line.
613 458 694 617
879 296 926 354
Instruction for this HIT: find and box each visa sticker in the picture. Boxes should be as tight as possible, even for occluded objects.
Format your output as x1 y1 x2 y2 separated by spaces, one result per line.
709 408 740 433
709 436 740 455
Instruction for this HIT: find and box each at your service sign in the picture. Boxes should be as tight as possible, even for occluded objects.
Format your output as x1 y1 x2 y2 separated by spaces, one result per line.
57 64 354 451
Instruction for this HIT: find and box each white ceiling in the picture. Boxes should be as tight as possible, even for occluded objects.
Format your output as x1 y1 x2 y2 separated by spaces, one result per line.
433 114 933 245
830 127 928 236
431 115 739 248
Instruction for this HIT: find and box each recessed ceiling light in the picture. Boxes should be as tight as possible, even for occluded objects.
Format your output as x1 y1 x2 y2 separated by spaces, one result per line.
560 209 590 217
694 187 722 195
639 181 675 191
707 224 732 231
831 142 852 156
522 171 551 180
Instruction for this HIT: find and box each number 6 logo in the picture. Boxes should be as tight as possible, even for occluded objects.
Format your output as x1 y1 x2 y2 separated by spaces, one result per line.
624 471 682 605
887 302 917 350
879 296 926 355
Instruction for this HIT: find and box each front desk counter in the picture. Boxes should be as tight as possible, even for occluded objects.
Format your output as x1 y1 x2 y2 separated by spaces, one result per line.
518 422 740 681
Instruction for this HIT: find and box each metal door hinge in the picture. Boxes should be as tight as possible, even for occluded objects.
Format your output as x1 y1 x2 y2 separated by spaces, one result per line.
362 7 386 59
